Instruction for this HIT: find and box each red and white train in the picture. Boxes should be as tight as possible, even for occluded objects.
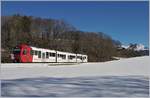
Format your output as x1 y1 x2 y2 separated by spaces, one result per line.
12 44 88 63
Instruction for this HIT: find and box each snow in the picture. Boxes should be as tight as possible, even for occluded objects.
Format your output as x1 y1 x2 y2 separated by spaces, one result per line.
134 44 145 51
1 56 149 97
121 45 129 49
1 56 150 80
2 76 149 97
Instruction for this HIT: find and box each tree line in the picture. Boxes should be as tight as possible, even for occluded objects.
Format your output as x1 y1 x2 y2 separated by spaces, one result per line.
1 14 146 63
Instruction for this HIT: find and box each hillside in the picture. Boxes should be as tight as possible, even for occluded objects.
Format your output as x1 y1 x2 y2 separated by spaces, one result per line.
2 15 147 63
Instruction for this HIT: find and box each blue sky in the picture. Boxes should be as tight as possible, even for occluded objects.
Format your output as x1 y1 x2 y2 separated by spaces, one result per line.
1 1 149 47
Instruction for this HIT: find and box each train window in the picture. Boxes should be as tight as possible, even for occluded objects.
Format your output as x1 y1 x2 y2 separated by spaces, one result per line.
42 53 45 59
61 54 66 59
38 51 41 58
30 50 34 55
83 56 86 60
50 52 56 57
68 55 75 59
57 54 66 59
13 48 20 54
35 51 38 55
46 52 49 58
77 56 82 60
68 56 70 59
23 49 27 55
82 57 85 60
53 53 56 57
64 55 66 59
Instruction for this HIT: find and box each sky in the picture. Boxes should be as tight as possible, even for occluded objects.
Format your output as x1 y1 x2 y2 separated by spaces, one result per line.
1 1 149 47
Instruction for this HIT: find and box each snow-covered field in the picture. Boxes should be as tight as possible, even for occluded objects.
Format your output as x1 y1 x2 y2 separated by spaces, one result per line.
1 56 150 97
1 56 149 79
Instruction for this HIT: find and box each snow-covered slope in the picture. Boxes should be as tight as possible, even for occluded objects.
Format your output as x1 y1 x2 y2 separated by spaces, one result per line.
1 56 150 80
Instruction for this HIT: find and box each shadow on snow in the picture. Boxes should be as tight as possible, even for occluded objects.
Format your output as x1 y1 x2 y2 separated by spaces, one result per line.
1 76 149 97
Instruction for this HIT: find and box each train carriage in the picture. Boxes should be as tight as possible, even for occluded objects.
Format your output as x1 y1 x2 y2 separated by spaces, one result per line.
31 47 56 62
56 51 68 62
12 44 88 63
82 55 88 62
67 53 77 62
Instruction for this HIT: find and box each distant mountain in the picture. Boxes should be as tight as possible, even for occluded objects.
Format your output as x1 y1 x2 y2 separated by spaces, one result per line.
132 44 145 51
121 44 148 51
118 44 149 56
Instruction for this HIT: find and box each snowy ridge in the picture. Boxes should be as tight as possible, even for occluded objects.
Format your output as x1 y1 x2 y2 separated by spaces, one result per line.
121 44 148 51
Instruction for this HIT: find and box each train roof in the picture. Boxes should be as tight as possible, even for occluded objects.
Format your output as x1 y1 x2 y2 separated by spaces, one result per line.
30 46 56 52
30 46 87 56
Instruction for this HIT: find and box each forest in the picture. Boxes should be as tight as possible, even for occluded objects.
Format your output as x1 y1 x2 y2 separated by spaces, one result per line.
1 14 147 63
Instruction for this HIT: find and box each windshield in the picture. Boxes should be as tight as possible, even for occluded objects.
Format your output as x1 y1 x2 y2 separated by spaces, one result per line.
13 48 21 54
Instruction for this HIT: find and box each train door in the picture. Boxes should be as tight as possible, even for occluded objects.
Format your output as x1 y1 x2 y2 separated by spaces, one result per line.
21 47 33 62
42 52 46 62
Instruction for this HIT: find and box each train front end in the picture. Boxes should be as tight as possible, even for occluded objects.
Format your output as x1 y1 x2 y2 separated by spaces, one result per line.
13 44 33 63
